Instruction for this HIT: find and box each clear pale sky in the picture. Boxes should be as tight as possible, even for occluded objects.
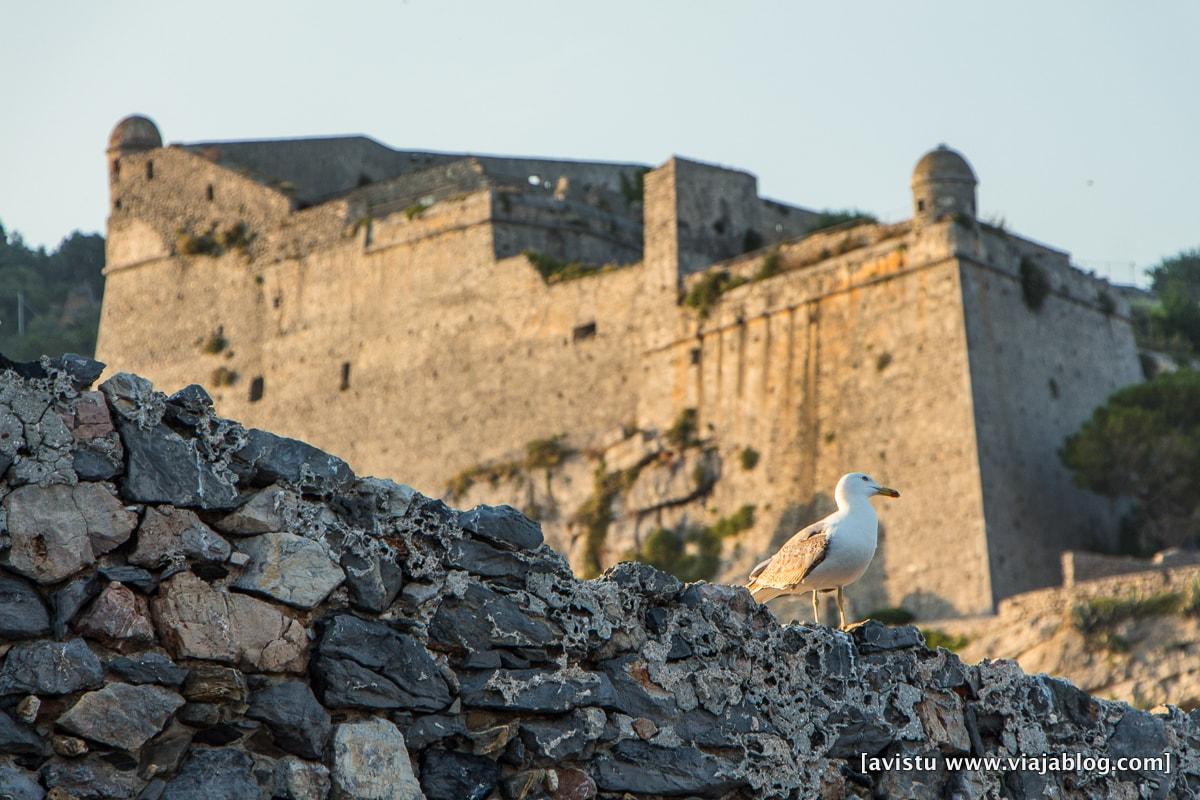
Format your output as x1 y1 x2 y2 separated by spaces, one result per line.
2 1 1196 286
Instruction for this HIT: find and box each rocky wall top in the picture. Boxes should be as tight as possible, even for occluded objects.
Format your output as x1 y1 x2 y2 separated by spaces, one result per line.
0 354 1193 799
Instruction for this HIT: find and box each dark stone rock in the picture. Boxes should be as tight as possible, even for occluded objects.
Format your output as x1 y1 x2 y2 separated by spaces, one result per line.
341 551 404 613
108 652 189 688
593 739 742 797
40 754 145 799
163 385 215 432
445 537 528 581
138 721 193 779
666 635 693 661
314 615 451 712
1043 675 1100 730
429 582 557 662
245 680 331 760
73 444 124 481
52 572 105 639
1109 709 1169 788
177 702 224 728
847 620 924 653
419 749 500 800
137 779 166 800
645 606 670 635
115 421 240 510
232 428 354 495
99 565 158 594
459 669 615 713
54 353 106 389
402 713 468 750
828 706 894 758
520 708 604 760
597 656 678 718
0 762 42 800
162 747 265 800
459 505 543 551
312 656 420 712
0 708 49 755
676 700 778 747
603 561 682 597
0 638 104 696
0 574 50 640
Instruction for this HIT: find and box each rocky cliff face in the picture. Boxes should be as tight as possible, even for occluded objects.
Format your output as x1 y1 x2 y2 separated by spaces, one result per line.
0 356 1194 799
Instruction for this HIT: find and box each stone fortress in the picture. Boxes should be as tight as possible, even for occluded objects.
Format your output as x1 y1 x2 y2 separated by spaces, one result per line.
96 114 1143 619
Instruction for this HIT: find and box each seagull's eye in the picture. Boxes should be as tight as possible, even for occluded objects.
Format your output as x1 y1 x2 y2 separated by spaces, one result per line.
861 476 869 481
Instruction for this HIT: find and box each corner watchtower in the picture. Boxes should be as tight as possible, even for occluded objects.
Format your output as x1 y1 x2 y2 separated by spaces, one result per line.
911 144 977 223
107 115 162 209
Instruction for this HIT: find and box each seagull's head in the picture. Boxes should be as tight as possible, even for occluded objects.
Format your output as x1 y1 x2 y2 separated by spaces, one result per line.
837 472 900 504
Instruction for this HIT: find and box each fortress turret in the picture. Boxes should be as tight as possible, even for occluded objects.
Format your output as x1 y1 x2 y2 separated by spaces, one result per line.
911 144 976 223
107 115 162 154
106 115 162 211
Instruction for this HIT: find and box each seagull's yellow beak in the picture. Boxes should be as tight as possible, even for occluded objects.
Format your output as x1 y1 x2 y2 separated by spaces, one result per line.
875 486 900 498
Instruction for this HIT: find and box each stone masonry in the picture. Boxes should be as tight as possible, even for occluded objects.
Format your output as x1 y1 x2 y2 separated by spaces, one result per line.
0 354 1193 799
95 117 1143 617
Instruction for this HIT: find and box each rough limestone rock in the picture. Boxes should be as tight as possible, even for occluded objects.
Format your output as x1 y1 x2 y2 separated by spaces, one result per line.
332 718 423 800
151 571 306 672
56 682 184 752
0 361 1191 799
75 580 156 651
232 531 345 609
130 505 232 567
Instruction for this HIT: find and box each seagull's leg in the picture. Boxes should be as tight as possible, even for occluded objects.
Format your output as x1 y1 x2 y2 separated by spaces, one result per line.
811 590 819 625
837 587 847 628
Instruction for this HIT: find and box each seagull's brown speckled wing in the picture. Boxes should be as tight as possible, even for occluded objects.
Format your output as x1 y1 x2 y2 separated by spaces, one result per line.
747 521 831 590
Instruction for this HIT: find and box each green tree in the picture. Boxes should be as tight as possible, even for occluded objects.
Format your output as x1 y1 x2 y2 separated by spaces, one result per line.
1060 370 1200 555
1135 248 1200 359
0 221 104 360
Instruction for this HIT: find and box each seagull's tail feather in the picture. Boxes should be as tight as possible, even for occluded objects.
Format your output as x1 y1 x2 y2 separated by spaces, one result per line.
747 582 784 604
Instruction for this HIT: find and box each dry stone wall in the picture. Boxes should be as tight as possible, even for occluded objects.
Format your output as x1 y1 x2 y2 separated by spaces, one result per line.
0 355 1192 799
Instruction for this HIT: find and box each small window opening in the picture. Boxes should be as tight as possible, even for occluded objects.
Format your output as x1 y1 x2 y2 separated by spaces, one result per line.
690 348 701 365
146 160 154 180
113 198 122 210
917 199 925 212
248 376 264 402
340 362 351 391
572 322 597 342
206 184 214 202
112 159 121 179
272 294 282 309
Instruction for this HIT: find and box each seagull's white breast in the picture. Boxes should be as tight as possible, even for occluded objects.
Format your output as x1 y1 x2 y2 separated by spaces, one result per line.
802 504 878 590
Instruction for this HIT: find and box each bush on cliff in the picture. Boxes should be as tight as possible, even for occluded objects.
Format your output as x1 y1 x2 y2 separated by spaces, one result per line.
1061 368 1200 555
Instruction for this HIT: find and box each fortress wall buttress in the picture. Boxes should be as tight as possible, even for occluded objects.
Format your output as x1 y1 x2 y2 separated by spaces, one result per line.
641 226 993 617
958 231 1144 602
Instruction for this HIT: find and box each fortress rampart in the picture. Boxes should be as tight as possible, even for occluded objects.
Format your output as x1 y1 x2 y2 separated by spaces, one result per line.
97 117 1142 617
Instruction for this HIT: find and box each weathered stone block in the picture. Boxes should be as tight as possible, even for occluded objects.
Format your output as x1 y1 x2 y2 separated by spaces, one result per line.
232 532 344 609
57 683 184 752
331 718 423 800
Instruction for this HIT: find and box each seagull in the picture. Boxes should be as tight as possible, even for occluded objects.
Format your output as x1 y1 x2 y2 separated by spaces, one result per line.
746 472 899 627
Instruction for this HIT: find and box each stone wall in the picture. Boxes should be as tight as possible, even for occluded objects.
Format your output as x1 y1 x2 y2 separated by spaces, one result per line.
0 356 1194 799
958 225 1144 601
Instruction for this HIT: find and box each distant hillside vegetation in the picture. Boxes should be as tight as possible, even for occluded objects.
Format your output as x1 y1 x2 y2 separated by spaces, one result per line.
0 220 104 360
